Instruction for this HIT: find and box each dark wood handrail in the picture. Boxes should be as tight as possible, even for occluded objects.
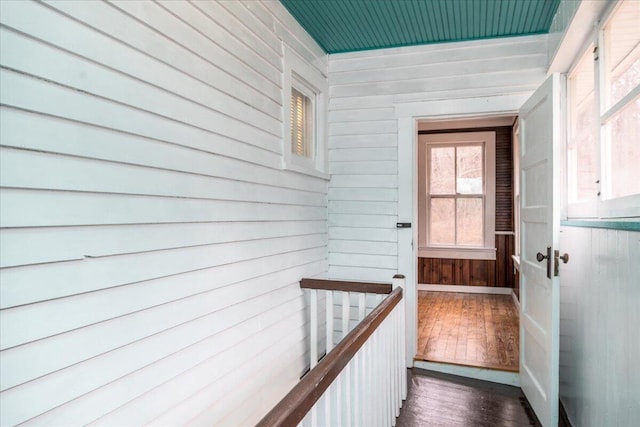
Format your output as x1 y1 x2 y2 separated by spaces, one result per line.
256 287 403 427
300 278 392 294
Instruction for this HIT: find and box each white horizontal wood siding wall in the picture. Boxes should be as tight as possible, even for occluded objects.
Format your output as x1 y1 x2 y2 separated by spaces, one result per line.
327 35 548 282
0 1 328 425
559 226 640 427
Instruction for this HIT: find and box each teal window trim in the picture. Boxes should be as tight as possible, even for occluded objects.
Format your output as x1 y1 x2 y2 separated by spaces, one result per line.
561 220 640 232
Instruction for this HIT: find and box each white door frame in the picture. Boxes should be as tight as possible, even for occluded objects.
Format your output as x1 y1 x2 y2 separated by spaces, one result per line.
395 93 531 367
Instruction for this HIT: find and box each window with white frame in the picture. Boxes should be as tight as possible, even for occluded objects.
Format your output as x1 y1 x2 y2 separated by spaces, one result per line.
567 0 640 218
418 132 496 260
290 86 313 158
283 46 327 176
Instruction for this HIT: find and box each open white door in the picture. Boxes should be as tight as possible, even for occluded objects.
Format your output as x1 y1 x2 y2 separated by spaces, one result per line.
519 73 561 427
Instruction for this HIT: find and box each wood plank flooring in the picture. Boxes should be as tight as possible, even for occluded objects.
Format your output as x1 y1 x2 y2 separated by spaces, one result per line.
416 291 519 371
396 368 541 427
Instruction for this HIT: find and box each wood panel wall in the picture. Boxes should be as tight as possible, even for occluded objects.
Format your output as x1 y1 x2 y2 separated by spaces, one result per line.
0 1 327 425
327 35 547 283
418 235 515 287
495 127 514 232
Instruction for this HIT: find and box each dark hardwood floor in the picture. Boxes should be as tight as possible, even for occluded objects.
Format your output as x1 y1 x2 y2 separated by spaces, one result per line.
396 369 541 427
416 291 519 371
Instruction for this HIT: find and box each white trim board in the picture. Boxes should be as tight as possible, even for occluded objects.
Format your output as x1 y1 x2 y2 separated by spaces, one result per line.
417 115 516 131
396 94 529 372
418 284 512 295
412 360 520 387
395 94 528 119
512 291 521 315
547 0 611 74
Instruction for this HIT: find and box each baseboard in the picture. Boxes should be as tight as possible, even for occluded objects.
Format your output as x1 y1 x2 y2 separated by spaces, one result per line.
511 290 521 315
412 359 520 387
559 399 573 427
418 283 513 295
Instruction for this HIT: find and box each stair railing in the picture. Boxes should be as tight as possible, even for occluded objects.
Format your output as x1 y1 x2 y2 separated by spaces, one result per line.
257 275 407 427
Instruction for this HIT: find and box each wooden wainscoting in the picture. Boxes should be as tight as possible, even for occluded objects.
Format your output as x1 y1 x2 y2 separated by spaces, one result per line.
418 234 515 288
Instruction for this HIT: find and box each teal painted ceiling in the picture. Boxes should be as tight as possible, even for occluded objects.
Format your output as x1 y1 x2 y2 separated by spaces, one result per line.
280 0 561 54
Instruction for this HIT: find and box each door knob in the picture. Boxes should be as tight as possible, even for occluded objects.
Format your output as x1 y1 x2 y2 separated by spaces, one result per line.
536 252 548 262
554 250 569 276
557 252 569 264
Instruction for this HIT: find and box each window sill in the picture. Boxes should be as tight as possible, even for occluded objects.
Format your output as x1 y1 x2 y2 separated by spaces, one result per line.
512 255 520 272
561 219 640 231
283 160 329 180
418 247 497 260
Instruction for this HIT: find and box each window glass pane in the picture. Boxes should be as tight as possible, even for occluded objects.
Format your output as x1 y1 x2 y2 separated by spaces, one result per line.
456 145 483 194
605 98 640 199
568 49 599 202
456 198 483 246
604 0 640 108
291 87 312 158
429 147 455 194
429 198 454 245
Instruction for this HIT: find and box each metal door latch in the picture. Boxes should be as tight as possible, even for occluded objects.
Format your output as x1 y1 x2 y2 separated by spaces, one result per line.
536 246 552 278
554 250 569 276
537 247 569 278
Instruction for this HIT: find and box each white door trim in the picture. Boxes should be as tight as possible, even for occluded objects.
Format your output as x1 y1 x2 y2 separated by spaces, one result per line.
395 93 530 368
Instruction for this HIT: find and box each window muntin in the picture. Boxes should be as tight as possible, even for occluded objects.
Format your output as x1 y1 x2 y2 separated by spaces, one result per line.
427 143 484 247
418 131 496 260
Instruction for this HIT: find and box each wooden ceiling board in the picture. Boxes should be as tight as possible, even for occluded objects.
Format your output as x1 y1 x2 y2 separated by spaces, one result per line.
280 0 562 53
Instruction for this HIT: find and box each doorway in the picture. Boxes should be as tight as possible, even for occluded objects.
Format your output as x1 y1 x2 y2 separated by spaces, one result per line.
413 116 521 376
397 77 562 425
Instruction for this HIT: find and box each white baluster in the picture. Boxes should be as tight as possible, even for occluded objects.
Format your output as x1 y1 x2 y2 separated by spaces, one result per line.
310 404 317 427
364 338 372 427
310 289 318 368
382 322 389 426
353 348 361 426
342 292 349 338
324 384 331 427
393 274 408 400
326 290 334 352
373 335 379 427
344 363 351 427
358 292 366 321
335 374 342 427
392 307 400 419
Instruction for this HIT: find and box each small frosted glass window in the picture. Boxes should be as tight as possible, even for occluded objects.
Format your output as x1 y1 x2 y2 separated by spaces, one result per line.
290 87 313 158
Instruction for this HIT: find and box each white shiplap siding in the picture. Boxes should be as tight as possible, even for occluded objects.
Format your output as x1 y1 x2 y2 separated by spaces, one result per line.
559 226 640 427
327 35 548 282
0 1 327 425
